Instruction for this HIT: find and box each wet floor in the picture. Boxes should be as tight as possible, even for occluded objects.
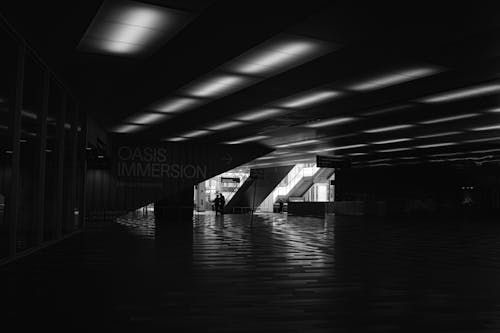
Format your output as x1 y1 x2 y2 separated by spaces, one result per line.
2 212 500 332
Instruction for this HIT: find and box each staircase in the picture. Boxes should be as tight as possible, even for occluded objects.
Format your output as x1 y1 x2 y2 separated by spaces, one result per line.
271 167 334 203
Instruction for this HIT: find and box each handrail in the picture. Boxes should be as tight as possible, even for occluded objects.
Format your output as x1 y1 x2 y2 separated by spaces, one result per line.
274 166 319 199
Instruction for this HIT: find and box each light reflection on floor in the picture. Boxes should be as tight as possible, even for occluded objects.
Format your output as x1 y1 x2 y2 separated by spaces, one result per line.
3 211 500 332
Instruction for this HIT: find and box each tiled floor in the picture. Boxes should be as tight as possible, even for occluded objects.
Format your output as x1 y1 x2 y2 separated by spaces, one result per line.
2 211 500 332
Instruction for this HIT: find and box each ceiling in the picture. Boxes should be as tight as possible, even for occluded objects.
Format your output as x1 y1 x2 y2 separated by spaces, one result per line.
2 0 500 168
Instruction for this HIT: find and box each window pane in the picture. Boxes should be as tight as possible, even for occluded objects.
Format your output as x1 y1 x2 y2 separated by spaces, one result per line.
0 26 19 259
43 79 62 242
17 53 44 251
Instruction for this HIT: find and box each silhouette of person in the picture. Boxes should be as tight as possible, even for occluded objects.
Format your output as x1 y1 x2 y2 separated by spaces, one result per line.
278 199 284 213
219 194 225 215
214 194 220 215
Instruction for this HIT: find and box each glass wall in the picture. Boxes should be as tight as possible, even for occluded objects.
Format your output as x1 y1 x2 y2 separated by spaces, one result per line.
0 25 19 259
17 54 45 251
0 18 85 261
43 79 62 242
62 100 79 234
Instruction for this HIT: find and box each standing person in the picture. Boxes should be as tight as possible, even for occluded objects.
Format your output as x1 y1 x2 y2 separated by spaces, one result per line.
278 199 284 213
213 194 220 216
219 193 225 215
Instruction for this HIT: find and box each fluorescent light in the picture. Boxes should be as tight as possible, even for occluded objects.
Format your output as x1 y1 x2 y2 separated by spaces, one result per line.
446 156 495 162
309 144 367 153
180 130 212 138
125 112 170 124
256 156 276 160
304 116 356 128
415 142 457 149
419 113 480 124
469 148 500 154
334 144 368 150
361 104 413 116
205 121 245 131
377 147 413 153
470 123 500 131
371 138 412 145
349 67 438 91
364 124 414 133
429 152 463 157
231 38 325 76
110 124 144 133
234 108 287 121
184 75 248 98
416 131 462 139
368 158 392 163
348 152 368 156
419 83 500 103
163 137 187 142
463 136 500 143
225 135 269 144
275 139 320 148
279 90 340 108
78 0 192 56
307 149 332 153
488 107 500 113
153 97 201 113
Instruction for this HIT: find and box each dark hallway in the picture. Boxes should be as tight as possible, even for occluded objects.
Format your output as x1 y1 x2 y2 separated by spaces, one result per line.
2 1 500 331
